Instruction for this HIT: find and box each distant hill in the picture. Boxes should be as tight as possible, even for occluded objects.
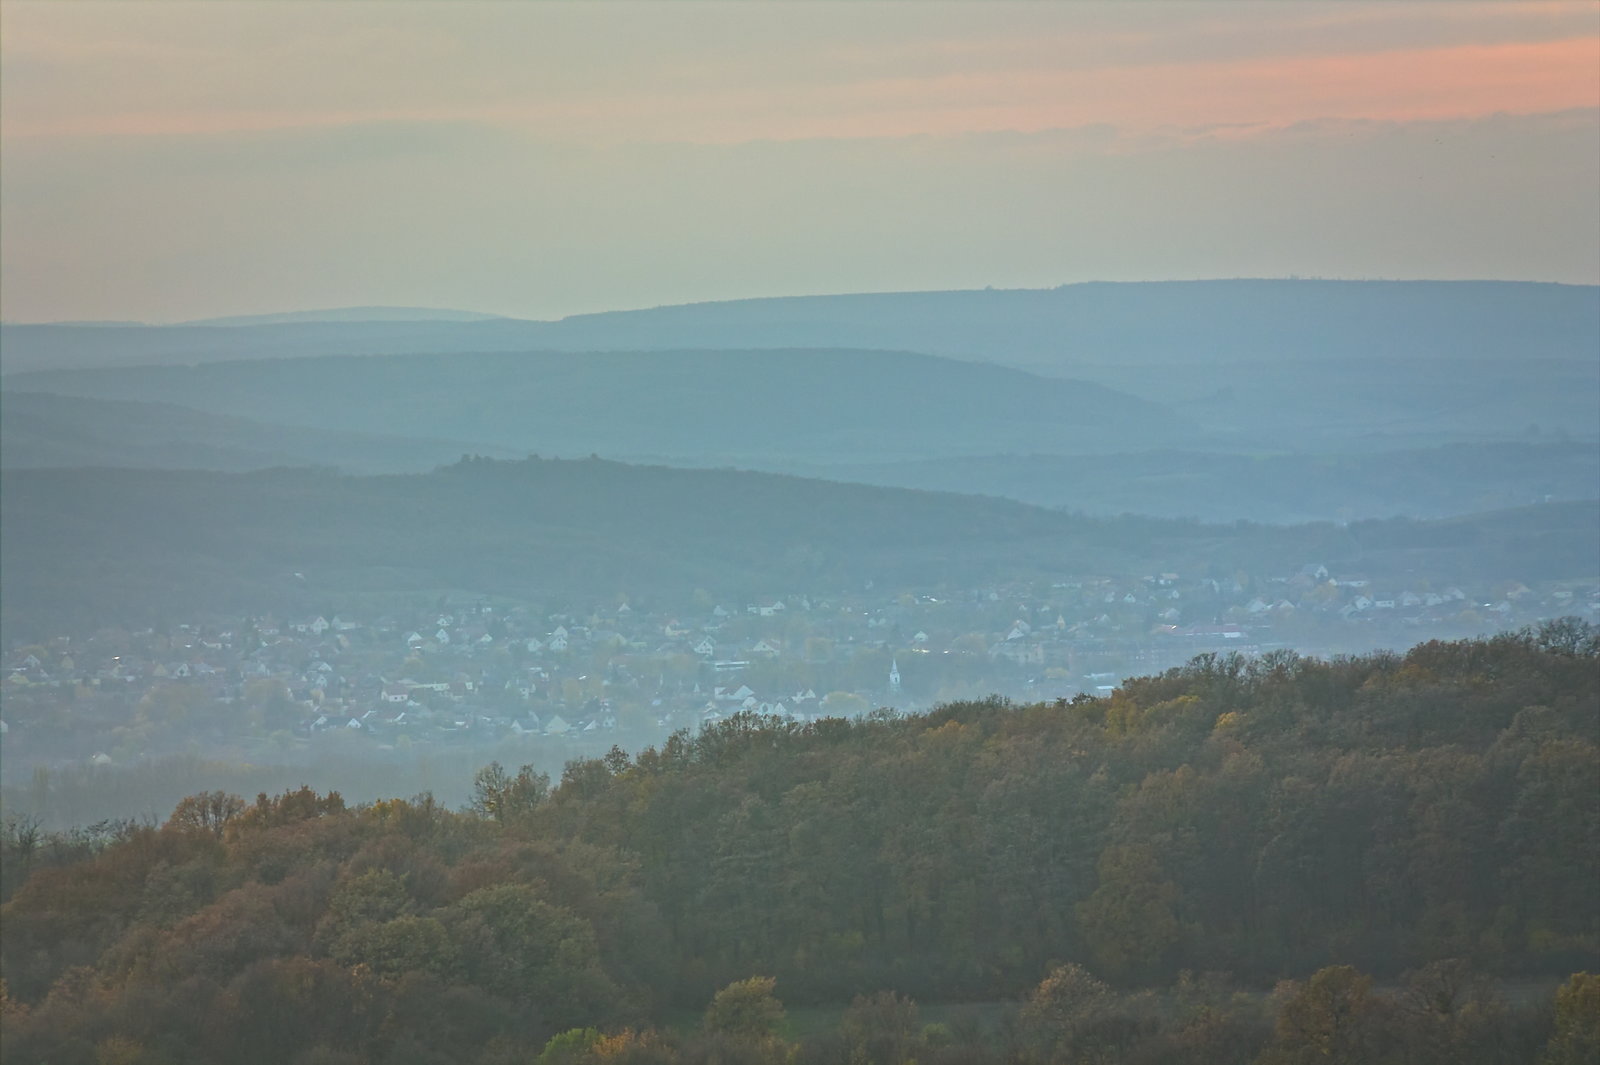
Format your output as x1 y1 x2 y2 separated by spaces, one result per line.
3 280 1593 375
784 443 1600 524
174 306 507 327
8 281 1592 447
9 392 1594 526
0 391 518 473
4 348 1191 463
539 279 1600 371
3 457 1594 636
1064 356 1600 449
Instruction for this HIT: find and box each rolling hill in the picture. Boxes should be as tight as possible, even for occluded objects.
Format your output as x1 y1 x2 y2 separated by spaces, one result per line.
4 281 1592 375
0 391 520 473
3 457 1594 637
4 348 1191 463
783 443 1600 524
9 280 1592 449
9 391 1595 527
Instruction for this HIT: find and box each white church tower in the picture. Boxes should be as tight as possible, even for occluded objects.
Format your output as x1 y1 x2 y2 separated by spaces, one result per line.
888 657 901 695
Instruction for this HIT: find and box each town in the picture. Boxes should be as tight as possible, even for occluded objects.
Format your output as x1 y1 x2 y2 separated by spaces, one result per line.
5 560 1594 774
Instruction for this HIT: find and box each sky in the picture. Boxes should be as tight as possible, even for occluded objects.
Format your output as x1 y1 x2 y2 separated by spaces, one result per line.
2 1 1597 324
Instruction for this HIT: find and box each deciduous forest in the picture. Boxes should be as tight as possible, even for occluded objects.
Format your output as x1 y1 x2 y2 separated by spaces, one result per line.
3 624 1596 1063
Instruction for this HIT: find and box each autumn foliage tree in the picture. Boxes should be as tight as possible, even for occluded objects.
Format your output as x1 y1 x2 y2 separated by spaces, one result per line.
0 628 1595 1062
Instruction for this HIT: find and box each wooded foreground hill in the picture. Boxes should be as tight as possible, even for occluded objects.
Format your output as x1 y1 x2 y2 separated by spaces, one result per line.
2 627 1596 1063
2 457 1596 637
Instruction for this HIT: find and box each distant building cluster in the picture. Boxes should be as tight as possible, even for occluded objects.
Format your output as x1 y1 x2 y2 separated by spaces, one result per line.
4 567 1594 768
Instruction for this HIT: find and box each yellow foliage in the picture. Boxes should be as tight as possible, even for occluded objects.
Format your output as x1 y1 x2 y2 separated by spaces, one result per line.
95 1037 148 1065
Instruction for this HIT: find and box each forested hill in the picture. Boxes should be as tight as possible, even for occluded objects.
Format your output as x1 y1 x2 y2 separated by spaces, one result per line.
4 348 1190 461
2 629 1596 1064
3 457 1596 636
3 280 1593 374
783 443 1600 525
532 279 1600 372
0 391 522 474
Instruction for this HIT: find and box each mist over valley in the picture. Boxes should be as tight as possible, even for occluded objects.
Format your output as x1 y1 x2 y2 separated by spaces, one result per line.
3 4 1599 1062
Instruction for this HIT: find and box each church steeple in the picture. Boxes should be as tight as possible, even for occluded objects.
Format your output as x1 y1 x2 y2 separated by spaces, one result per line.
888 657 901 694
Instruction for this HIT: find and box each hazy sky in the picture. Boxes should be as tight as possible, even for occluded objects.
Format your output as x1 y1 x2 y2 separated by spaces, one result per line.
2 1 1597 323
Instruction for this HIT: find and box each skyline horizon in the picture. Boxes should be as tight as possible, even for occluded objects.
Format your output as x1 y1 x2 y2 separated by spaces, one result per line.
4 2 1596 324
8 273 1598 329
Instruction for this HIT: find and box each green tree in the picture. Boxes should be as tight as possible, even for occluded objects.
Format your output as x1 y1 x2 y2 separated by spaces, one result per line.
444 883 621 1032
1077 844 1180 981
470 762 551 823
819 691 870 718
703 976 785 1038
535 1028 602 1065
329 915 458 981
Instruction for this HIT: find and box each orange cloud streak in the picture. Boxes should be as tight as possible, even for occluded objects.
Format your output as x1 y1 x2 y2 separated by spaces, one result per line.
6 35 1597 143
677 36 1600 144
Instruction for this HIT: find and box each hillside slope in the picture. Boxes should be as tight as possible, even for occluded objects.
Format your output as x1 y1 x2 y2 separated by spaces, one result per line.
4 457 1594 635
9 392 1594 524
5 348 1190 462
0 391 518 473
5 281 1593 374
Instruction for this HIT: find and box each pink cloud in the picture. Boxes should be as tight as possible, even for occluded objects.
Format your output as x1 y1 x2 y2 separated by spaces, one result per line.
662 36 1600 144
5 29 1595 145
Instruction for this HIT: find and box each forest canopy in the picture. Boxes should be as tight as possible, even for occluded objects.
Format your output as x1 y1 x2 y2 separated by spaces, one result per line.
2 624 1596 1063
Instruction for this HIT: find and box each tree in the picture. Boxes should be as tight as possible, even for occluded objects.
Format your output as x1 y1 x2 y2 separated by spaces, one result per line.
329 915 458 982
1076 844 1180 982
1544 972 1600 1065
316 869 413 955
1396 959 1511 1065
169 791 245 837
535 1028 602 1065
819 691 869 718
241 678 295 732
444 883 621 1033
1263 965 1383 1065
470 762 550 824
703 976 785 1039
840 991 921 1065
1535 617 1599 658
228 786 346 836
2 814 43 900
1018 963 1115 1062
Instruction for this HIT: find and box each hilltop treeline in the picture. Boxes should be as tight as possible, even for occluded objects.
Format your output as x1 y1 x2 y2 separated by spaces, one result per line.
3 625 1597 1063
5 456 1597 638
